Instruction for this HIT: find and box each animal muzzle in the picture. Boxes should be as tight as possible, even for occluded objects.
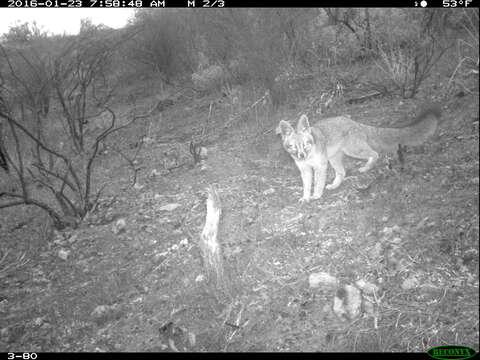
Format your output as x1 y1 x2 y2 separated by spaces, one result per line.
297 150 307 160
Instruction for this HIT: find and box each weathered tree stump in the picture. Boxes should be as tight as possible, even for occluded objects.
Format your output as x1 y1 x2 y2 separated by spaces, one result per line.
199 185 228 294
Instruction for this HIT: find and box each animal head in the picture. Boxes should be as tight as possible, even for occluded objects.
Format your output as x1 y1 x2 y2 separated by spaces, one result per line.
276 114 314 161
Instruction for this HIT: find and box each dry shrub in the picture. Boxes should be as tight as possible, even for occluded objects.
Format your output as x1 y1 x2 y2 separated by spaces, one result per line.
192 65 227 93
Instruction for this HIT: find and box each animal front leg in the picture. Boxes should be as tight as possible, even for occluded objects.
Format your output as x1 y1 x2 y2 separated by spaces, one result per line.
312 161 327 200
298 164 313 203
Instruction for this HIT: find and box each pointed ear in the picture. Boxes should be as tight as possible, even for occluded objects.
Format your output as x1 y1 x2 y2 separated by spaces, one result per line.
297 114 311 133
276 120 294 138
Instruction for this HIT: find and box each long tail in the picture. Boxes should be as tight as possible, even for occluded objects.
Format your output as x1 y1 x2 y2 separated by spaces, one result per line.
366 106 442 152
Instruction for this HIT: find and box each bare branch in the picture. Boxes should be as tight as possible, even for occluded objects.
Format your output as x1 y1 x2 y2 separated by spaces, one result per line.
6 117 28 197
110 144 141 187
31 162 78 195
0 200 25 209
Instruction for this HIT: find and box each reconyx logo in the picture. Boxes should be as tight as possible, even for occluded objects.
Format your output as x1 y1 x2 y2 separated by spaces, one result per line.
427 345 477 360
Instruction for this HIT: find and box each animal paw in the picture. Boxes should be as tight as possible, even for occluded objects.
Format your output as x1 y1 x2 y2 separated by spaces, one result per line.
299 197 310 204
325 183 338 190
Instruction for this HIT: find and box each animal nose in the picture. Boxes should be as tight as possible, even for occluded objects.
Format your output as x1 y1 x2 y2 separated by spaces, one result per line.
298 152 305 160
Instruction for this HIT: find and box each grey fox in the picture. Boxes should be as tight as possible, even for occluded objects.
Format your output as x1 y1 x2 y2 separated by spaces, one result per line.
277 106 442 202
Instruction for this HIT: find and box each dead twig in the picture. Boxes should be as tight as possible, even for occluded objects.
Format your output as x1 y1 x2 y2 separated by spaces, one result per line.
0 251 29 277
223 91 269 129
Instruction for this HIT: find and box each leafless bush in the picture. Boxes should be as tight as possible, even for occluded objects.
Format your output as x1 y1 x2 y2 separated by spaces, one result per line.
50 35 117 152
1 103 119 229
0 32 145 229
124 10 196 84
0 24 53 144
374 36 448 99
192 65 226 93
323 8 375 55
192 9 317 102
444 9 479 97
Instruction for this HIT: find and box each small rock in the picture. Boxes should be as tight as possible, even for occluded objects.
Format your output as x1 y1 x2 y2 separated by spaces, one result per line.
58 249 70 260
91 304 122 325
198 146 208 159
391 237 402 244
132 296 143 303
53 238 64 245
363 299 375 315
158 203 181 212
133 182 144 190
41 322 52 330
0 300 6 312
92 305 109 318
263 188 275 195
150 169 162 177
68 233 79 243
382 225 401 236
333 285 362 320
343 285 362 319
33 317 45 327
171 244 179 251
382 226 393 235
309 272 338 289
370 243 383 258
195 274 205 283
230 246 242 256
179 238 189 246
355 279 379 295
401 275 419 290
187 332 196 347
113 218 127 234
333 294 346 319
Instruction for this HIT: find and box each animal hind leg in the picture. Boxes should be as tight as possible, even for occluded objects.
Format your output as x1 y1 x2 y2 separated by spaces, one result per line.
343 139 379 173
326 152 346 190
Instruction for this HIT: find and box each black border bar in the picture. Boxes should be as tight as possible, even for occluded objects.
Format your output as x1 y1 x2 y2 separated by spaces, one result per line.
1 0 478 8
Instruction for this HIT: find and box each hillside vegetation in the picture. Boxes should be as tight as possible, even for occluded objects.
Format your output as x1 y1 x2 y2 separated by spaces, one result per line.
0 9 478 352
